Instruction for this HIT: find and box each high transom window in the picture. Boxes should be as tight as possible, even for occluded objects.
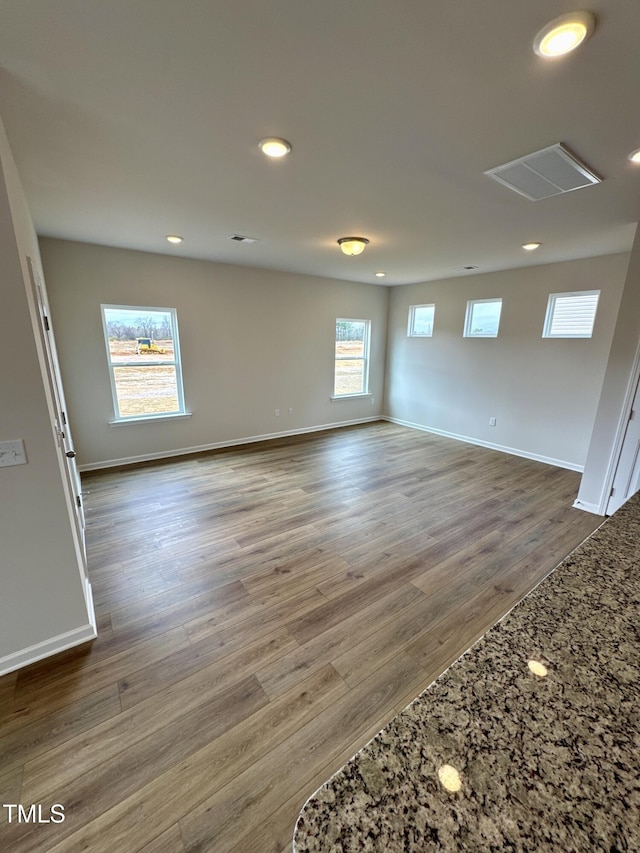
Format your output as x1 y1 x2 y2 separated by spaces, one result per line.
408 304 435 337
464 298 503 338
543 291 600 338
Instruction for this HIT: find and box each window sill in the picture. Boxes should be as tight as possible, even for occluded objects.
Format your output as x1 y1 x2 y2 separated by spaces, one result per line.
109 412 192 426
330 393 373 401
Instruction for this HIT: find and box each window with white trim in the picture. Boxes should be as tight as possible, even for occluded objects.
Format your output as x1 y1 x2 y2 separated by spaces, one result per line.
542 290 600 338
101 305 186 420
408 304 435 337
334 319 370 396
464 298 502 338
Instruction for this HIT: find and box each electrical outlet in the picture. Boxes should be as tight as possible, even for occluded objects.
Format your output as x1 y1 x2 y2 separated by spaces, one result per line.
0 439 27 467
489 417 497 426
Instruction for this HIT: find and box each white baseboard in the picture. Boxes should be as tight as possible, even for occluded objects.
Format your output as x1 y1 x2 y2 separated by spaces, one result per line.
85 578 97 633
384 416 584 472
572 498 604 515
0 621 98 677
78 416 380 472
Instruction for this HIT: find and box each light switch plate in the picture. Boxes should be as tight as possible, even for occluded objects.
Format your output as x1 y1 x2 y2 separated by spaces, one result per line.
0 439 27 467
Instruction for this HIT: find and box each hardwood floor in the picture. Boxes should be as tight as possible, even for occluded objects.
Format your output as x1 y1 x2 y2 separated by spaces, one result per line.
0 422 602 852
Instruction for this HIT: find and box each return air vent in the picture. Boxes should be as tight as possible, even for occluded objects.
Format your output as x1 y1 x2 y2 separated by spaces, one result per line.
485 143 601 201
228 234 259 244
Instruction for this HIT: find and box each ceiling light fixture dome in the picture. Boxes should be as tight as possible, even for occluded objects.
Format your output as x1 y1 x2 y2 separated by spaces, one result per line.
533 11 596 58
628 148 640 164
258 137 292 158
375 271 386 277
522 241 542 251
338 237 369 256
166 235 183 244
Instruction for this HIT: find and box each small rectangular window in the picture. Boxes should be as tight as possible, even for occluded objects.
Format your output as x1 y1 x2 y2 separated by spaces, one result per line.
543 290 600 338
101 305 186 420
334 319 370 396
408 304 435 337
464 298 502 338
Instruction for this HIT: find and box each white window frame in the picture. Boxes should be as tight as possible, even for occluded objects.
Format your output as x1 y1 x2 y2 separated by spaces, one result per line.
100 304 187 423
333 318 371 398
542 290 600 339
464 298 503 338
408 304 435 337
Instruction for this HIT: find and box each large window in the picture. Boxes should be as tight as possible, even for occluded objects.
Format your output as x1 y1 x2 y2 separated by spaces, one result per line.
334 319 370 396
408 304 435 337
101 305 186 420
464 298 502 338
543 290 600 338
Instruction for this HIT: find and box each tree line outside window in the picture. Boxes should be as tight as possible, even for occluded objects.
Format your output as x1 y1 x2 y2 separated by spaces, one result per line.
105 314 173 341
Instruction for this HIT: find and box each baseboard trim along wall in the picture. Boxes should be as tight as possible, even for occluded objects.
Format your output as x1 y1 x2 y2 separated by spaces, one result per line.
572 498 604 515
0 617 98 677
78 416 381 472
384 416 584 473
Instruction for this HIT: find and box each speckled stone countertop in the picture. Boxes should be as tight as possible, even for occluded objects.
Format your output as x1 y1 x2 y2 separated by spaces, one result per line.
294 494 640 852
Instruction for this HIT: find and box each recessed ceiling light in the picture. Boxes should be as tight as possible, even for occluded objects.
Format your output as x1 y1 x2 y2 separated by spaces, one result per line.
258 137 292 158
166 235 183 244
337 237 369 256
533 11 596 58
628 148 640 164
522 242 542 251
375 272 386 277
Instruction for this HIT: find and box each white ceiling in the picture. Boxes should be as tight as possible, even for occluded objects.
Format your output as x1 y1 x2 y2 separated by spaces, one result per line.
1 0 639 285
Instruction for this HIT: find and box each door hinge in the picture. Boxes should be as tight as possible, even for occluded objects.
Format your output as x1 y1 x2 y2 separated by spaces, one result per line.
76 495 82 509
43 315 50 331
62 410 67 425
610 486 615 497
630 409 636 421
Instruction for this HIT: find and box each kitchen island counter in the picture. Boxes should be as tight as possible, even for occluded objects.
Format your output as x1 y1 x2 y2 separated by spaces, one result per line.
294 494 640 852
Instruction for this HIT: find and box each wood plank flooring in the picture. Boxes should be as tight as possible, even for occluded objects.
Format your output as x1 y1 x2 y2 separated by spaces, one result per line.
0 422 602 852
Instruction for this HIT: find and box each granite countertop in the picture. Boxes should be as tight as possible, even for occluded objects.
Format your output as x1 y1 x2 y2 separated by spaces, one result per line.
294 494 640 852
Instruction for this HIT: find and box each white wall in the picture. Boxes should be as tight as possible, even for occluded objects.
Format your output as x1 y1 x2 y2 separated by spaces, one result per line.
0 118 95 675
39 239 389 469
577 225 640 512
384 254 629 470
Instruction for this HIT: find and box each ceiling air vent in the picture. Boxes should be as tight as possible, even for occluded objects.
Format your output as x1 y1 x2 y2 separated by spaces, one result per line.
228 234 259 244
485 143 602 201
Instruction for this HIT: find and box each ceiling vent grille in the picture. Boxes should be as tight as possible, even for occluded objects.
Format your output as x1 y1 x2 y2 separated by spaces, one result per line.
485 143 602 201
228 234 259 244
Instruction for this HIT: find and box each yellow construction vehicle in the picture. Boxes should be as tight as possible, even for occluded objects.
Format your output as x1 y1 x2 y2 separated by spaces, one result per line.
135 337 166 355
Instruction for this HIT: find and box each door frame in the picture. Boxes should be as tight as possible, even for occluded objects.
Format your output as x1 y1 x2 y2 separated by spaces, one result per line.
26 256 92 596
599 338 640 515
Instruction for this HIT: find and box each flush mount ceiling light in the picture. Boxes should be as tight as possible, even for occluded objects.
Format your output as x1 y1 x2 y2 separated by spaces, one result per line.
375 271 386 277
338 237 369 256
166 235 183 244
628 148 640 164
258 137 292 158
533 11 596 58
522 241 542 251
